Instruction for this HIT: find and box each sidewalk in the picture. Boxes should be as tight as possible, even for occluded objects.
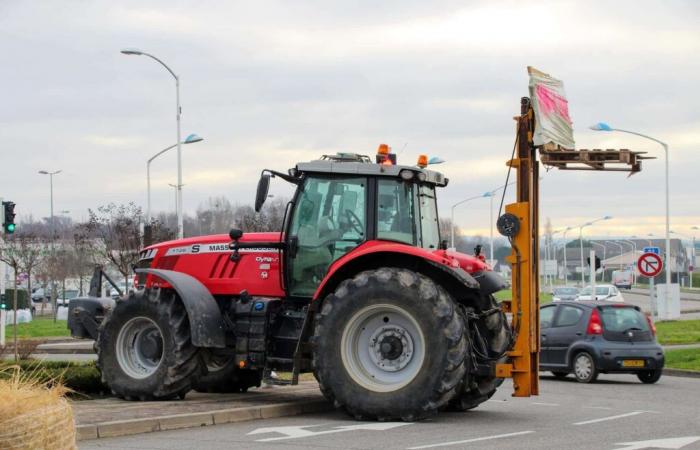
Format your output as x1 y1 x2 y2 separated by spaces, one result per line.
630 287 700 302
72 381 331 441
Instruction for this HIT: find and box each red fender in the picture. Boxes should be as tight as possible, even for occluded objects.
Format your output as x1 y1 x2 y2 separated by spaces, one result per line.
312 240 489 301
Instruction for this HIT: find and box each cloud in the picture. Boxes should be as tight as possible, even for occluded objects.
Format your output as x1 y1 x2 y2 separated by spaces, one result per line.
0 0 698 239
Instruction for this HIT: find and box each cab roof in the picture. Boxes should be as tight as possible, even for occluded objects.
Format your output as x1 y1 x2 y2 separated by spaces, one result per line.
294 154 449 187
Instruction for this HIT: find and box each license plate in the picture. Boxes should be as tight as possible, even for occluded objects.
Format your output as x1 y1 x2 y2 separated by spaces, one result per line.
622 359 645 368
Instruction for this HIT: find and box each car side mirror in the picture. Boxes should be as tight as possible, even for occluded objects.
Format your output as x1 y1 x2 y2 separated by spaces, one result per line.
255 173 271 212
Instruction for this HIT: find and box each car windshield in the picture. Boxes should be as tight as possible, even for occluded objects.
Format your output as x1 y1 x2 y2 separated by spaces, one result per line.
580 287 610 296
62 290 79 299
599 306 650 332
554 288 578 295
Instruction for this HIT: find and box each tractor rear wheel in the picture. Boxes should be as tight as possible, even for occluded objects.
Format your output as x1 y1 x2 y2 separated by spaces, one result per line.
97 289 202 400
312 268 467 421
193 352 262 393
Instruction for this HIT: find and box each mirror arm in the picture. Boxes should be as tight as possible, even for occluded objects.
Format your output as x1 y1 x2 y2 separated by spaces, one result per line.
267 169 301 185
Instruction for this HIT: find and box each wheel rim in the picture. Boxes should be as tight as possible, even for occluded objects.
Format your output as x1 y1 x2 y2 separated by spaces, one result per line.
574 354 592 380
340 303 425 393
115 316 164 379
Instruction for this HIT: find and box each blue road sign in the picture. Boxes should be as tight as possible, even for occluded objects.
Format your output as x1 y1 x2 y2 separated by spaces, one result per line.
643 246 660 255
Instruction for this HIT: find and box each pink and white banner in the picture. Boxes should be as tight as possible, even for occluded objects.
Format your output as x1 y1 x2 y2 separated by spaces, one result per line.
528 67 575 148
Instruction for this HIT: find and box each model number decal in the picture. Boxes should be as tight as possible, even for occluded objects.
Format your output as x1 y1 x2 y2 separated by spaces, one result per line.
164 243 278 256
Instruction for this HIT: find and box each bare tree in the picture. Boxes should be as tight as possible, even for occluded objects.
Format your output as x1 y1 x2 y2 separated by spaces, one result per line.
85 203 143 292
0 232 43 361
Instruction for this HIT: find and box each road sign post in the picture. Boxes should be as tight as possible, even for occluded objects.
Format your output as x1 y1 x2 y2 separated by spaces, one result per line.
638 252 663 319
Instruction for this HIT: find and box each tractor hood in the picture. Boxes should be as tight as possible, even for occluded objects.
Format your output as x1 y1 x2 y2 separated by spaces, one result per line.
141 232 282 258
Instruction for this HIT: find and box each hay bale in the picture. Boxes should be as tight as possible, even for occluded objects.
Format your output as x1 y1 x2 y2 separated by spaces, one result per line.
0 367 76 450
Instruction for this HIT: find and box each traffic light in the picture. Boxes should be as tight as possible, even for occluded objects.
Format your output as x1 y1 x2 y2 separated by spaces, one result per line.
2 200 16 234
586 255 602 270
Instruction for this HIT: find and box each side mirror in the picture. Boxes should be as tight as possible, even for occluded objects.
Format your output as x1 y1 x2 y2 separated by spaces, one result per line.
255 173 271 212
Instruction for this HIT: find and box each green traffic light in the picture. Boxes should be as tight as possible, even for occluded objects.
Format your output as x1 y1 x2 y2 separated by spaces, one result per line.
5 223 15 233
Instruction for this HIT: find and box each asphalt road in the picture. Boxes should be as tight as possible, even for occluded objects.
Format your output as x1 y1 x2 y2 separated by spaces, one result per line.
80 374 700 450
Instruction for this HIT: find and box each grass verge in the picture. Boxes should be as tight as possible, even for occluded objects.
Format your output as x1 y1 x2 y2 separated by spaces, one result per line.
494 290 553 305
664 348 700 371
3 316 71 340
0 360 106 397
655 319 700 345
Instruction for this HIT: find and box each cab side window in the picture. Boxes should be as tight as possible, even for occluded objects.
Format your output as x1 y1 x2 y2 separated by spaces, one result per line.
553 305 583 327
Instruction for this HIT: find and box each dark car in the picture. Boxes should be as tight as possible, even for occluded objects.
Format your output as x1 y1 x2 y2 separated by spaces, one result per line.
540 301 664 383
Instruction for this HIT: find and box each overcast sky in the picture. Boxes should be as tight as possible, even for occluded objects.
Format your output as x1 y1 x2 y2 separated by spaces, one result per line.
1 0 698 239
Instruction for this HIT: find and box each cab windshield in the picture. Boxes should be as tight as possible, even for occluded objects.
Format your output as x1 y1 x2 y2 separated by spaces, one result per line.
288 175 442 297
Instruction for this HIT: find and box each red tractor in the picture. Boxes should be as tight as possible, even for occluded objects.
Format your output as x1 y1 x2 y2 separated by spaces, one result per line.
69 148 510 421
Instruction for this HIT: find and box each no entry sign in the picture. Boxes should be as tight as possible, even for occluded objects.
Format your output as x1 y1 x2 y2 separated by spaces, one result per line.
638 252 663 278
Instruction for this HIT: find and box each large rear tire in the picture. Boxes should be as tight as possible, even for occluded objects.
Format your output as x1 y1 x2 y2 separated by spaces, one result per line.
312 268 467 421
97 289 202 400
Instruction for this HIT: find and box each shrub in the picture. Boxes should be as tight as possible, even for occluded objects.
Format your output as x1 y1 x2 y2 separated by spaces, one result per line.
3 289 30 310
0 360 107 397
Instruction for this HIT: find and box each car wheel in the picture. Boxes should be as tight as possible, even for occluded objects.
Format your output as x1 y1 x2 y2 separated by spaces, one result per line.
551 371 568 379
573 352 598 383
637 369 662 384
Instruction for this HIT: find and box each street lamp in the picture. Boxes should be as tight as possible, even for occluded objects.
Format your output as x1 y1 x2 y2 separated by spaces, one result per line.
38 169 61 311
591 242 606 281
605 240 624 272
146 133 203 224
561 226 573 284
578 216 613 285
590 122 671 290
38 170 62 240
450 193 489 249
122 48 184 238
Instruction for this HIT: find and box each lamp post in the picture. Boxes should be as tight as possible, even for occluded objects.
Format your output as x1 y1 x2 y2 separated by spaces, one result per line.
578 216 613 285
146 134 203 224
38 169 61 314
671 230 693 287
450 194 486 250
591 241 606 281
590 123 671 291
549 228 565 288
122 48 184 238
561 226 573 285
605 240 624 272
692 227 699 288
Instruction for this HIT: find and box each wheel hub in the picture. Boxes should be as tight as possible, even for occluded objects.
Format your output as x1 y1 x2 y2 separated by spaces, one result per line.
341 304 425 392
115 316 164 379
369 326 414 371
140 330 163 360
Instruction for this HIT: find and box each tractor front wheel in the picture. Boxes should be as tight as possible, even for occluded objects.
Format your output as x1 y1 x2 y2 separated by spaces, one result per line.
97 289 202 400
312 268 467 421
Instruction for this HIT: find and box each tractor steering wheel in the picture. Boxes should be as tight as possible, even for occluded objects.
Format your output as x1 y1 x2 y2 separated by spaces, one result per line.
344 209 364 235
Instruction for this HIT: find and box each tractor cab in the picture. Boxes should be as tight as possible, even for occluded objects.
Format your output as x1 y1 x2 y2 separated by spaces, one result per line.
254 147 450 298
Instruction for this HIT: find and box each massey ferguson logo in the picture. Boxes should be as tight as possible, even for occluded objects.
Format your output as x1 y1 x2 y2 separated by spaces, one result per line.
164 243 277 256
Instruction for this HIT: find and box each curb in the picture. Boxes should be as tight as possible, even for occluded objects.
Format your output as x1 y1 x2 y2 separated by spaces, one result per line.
663 368 700 379
75 399 333 441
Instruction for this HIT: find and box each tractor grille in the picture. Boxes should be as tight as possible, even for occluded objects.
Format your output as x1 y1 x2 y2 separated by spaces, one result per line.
135 258 153 288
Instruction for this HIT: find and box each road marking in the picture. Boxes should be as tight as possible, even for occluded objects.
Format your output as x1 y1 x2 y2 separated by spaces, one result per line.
406 430 535 449
573 411 645 425
612 436 700 450
531 402 559 406
248 422 411 442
